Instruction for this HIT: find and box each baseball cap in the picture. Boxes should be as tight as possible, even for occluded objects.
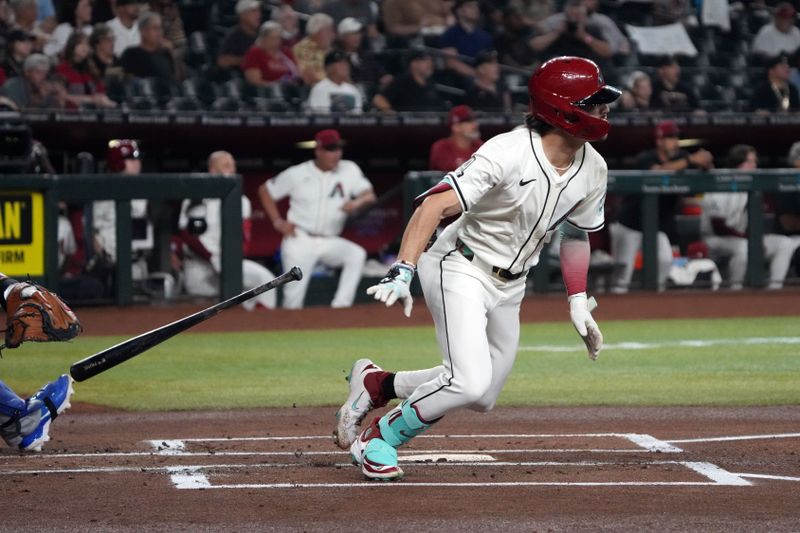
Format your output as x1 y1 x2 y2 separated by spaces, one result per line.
7 29 36 42
474 50 497 68
337 17 363 34
235 0 261 14
448 105 476 126
314 129 344 150
775 2 796 18
654 120 679 139
765 53 790 69
407 48 431 64
324 49 347 67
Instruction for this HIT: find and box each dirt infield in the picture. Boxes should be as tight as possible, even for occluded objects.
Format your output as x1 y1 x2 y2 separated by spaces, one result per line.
2 407 799 531
3 291 800 531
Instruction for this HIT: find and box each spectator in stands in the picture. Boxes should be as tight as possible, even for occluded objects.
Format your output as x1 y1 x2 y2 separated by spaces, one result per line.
55 31 117 108
429 104 483 171
120 12 178 89
11 0 47 50
702 144 800 290
439 0 494 79
652 0 694 26
618 70 653 112
507 0 555 25
144 0 187 80
270 4 301 50
2 28 36 79
307 49 364 113
381 0 453 48
241 21 299 88
751 2 800 61
322 0 376 31
651 55 700 113
258 128 376 309
584 0 630 56
335 17 391 94
34 0 56 34
108 0 142 58
0 52 65 108
749 53 800 112
609 120 714 293
463 49 510 112
292 13 335 86
216 0 261 72
372 48 445 112
44 0 92 58
88 23 116 84
531 0 613 73
494 5 536 68
179 151 277 310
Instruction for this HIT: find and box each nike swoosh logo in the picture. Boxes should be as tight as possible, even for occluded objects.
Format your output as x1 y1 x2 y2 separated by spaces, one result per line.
351 391 364 409
519 178 536 186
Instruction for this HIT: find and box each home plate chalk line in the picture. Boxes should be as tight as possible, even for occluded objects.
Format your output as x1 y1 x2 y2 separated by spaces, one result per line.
2 432 797 489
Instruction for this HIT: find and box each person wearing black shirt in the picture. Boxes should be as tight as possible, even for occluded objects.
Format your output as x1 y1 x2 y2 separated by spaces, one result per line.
216 0 262 71
749 53 800 112
464 50 510 112
651 55 700 112
372 49 444 112
120 12 176 94
609 120 714 292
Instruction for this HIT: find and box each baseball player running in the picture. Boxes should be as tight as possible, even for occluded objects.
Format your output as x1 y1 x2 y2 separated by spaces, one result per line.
333 56 620 480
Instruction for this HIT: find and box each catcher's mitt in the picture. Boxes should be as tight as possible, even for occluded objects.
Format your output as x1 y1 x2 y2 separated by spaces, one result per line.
2 282 83 350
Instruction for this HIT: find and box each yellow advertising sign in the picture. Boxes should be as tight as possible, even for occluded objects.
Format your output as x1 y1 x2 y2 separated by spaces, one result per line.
0 192 44 276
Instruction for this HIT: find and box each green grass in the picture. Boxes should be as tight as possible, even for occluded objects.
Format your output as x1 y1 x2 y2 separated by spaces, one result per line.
1 316 798 410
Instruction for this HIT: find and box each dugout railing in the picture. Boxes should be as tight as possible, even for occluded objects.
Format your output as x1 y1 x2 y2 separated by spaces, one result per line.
0 173 243 304
404 169 800 291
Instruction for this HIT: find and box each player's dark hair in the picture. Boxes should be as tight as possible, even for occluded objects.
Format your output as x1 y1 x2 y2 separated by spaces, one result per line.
524 112 554 135
726 144 756 169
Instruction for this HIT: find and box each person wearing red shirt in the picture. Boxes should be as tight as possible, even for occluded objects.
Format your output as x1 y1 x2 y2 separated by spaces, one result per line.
428 105 484 172
241 20 299 87
54 32 116 108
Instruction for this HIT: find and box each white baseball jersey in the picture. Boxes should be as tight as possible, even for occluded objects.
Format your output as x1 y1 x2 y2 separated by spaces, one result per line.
307 79 364 114
179 196 252 272
438 127 607 274
701 192 748 235
266 159 373 236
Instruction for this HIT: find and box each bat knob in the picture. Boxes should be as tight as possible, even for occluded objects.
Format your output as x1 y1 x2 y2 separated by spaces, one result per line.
289 266 303 281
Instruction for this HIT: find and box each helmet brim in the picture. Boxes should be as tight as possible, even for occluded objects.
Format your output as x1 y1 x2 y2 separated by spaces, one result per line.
576 85 622 106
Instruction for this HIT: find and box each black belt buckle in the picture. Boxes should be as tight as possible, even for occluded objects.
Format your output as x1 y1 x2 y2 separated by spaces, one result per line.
491 266 522 281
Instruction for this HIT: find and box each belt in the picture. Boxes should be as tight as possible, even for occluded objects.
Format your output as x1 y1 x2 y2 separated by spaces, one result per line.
455 238 526 282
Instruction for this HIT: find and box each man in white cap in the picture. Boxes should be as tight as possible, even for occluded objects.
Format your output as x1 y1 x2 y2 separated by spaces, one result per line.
217 0 262 70
335 17 390 90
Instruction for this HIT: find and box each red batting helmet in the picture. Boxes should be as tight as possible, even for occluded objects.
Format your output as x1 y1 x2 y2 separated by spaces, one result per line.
528 56 621 141
106 139 140 172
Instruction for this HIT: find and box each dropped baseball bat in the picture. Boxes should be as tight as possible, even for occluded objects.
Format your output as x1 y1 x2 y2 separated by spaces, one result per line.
69 267 303 382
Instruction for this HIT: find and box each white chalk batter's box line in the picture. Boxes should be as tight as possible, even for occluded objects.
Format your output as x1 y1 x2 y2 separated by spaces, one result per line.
2 432 798 489
145 433 683 455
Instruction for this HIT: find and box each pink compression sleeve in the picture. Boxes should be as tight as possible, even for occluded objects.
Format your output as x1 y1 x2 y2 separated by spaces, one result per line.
560 236 590 296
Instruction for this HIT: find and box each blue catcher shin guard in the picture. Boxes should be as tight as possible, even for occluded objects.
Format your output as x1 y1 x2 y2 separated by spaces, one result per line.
377 400 434 448
0 380 28 447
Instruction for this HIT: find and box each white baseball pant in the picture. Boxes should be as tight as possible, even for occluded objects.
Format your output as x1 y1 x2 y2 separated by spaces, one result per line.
392 245 526 422
705 233 800 289
183 258 277 309
609 221 673 292
280 230 366 309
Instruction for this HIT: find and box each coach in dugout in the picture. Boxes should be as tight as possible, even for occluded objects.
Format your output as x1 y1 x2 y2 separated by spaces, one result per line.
258 129 376 309
428 104 484 172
